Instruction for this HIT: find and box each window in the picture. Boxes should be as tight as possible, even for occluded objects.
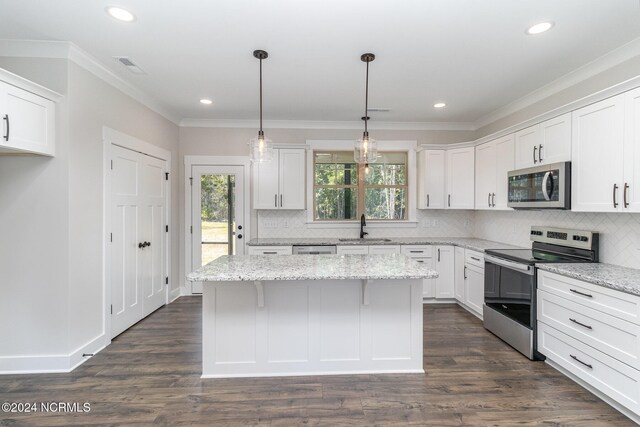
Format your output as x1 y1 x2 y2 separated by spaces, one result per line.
313 151 407 221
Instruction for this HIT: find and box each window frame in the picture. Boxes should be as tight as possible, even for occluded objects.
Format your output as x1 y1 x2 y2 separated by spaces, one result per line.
312 150 409 222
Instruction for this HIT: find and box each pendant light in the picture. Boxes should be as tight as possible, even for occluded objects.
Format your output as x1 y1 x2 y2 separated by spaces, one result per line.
354 53 378 164
249 49 273 163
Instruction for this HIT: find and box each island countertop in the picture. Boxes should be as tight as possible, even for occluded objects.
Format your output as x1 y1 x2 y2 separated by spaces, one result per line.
187 253 439 282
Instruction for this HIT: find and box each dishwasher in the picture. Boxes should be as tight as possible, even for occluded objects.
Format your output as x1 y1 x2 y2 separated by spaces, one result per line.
292 245 337 255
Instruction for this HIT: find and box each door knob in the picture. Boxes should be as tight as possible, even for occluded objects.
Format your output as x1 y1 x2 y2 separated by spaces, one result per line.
138 242 144 249
237 234 243 239
145 241 151 247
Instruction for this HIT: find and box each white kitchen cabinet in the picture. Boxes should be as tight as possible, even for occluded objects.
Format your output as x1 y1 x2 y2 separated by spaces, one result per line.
454 247 465 302
464 263 484 317
336 245 369 255
0 80 56 156
624 87 640 212
369 245 401 255
417 149 446 209
434 245 455 299
253 148 305 210
514 113 571 169
401 245 435 298
247 246 292 255
446 146 475 209
494 135 515 209
571 94 625 212
475 135 516 210
421 257 436 298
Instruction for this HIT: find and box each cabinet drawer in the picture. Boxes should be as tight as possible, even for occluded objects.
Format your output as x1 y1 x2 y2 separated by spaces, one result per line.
401 245 433 256
538 289 640 370
411 257 434 267
247 246 292 255
465 250 484 268
369 245 401 255
538 270 640 326
538 323 640 414
336 245 369 255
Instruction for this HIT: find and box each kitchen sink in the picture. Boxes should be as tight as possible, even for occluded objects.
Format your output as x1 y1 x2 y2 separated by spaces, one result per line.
338 238 393 242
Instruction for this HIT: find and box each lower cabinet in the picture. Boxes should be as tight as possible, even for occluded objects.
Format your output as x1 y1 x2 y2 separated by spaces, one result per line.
247 246 292 255
336 245 369 255
537 270 640 422
434 246 455 299
369 245 401 255
454 249 484 318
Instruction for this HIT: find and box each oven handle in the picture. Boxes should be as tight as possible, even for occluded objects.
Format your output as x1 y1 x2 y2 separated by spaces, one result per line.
484 255 534 276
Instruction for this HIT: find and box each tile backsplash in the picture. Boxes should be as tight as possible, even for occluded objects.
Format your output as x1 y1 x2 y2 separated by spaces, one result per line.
474 210 640 269
257 209 475 239
258 209 640 269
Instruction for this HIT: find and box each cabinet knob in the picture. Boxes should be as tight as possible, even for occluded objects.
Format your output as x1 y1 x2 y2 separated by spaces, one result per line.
237 234 243 239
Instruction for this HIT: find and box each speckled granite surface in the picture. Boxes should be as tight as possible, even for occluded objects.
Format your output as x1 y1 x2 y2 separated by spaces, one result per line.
537 263 640 297
187 254 439 282
247 237 522 253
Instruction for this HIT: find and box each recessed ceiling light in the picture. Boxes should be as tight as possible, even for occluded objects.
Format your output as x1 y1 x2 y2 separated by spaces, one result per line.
526 22 554 35
200 98 213 105
105 6 136 22
433 102 446 109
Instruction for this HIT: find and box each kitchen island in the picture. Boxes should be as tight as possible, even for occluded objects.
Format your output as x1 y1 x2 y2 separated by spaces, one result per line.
187 254 438 378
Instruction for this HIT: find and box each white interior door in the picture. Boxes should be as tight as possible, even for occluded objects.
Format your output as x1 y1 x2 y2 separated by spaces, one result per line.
191 165 246 294
111 145 144 338
140 155 167 316
110 144 168 338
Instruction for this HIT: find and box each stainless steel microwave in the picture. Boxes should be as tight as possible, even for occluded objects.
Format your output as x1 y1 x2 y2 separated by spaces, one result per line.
507 162 571 210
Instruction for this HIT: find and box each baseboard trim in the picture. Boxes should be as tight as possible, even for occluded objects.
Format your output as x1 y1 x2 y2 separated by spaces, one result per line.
201 368 425 379
0 334 107 375
422 298 457 304
456 302 483 320
169 287 181 302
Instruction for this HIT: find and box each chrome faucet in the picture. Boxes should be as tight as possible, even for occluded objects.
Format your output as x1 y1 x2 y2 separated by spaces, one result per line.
360 214 368 239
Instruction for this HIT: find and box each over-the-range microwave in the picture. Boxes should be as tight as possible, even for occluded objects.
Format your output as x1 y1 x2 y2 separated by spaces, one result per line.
507 161 571 210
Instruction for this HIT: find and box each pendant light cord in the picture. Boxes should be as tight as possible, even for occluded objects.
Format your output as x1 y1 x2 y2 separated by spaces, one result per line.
364 60 369 135
259 57 263 134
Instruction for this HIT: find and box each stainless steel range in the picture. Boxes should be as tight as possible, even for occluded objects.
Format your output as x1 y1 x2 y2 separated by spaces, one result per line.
483 226 599 360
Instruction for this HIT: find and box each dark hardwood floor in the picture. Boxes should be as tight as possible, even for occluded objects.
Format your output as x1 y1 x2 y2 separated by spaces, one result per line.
0 297 634 426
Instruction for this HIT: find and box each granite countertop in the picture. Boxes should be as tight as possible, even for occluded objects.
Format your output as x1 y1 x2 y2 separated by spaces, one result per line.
247 237 523 253
537 263 640 297
187 254 439 282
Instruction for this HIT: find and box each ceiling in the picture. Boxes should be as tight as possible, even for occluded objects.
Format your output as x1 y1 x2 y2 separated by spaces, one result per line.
1 0 640 125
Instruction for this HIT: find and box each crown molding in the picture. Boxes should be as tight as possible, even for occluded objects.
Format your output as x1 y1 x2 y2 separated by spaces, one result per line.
179 118 476 131
0 66 62 101
0 39 180 125
473 36 640 130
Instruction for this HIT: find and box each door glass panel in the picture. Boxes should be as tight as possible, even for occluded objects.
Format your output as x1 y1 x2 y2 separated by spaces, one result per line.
201 174 236 265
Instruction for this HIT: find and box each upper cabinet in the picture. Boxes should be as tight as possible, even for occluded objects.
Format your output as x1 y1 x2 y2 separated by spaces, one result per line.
446 147 475 209
0 76 57 156
417 149 446 209
514 113 571 169
253 148 305 210
475 134 514 210
572 88 640 212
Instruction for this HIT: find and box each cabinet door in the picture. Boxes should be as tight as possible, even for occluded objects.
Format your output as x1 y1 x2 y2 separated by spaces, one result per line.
418 150 446 209
624 87 640 212
464 264 484 317
475 141 496 210
493 134 515 210
418 257 436 298
572 95 625 212
369 245 401 254
540 113 571 165
434 246 455 299
336 245 369 255
454 247 465 302
446 147 475 209
279 149 305 209
2 82 55 155
253 151 280 209
514 125 541 169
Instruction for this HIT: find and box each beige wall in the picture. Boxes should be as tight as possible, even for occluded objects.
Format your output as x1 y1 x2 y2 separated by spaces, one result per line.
0 57 179 363
475 55 640 138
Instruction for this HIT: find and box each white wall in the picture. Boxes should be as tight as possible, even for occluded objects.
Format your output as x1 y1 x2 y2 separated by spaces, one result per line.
0 56 179 372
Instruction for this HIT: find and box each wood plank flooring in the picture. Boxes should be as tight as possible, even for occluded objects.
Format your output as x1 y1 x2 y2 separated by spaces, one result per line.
0 297 634 426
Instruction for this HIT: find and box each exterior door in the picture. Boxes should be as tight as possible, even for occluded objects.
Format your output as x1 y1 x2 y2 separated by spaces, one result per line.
191 165 245 294
110 145 168 338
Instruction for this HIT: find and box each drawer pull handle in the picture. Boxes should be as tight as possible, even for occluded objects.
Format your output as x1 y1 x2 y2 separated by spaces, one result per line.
569 318 593 330
416 260 424 263
569 289 593 298
409 250 423 253
470 256 480 261
263 251 277 254
570 354 593 369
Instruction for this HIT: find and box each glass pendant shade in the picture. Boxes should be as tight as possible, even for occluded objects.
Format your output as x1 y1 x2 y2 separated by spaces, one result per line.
354 133 378 164
249 132 273 163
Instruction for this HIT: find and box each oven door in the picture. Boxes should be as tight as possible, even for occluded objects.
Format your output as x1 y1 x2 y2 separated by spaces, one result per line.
507 162 570 209
484 255 535 328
